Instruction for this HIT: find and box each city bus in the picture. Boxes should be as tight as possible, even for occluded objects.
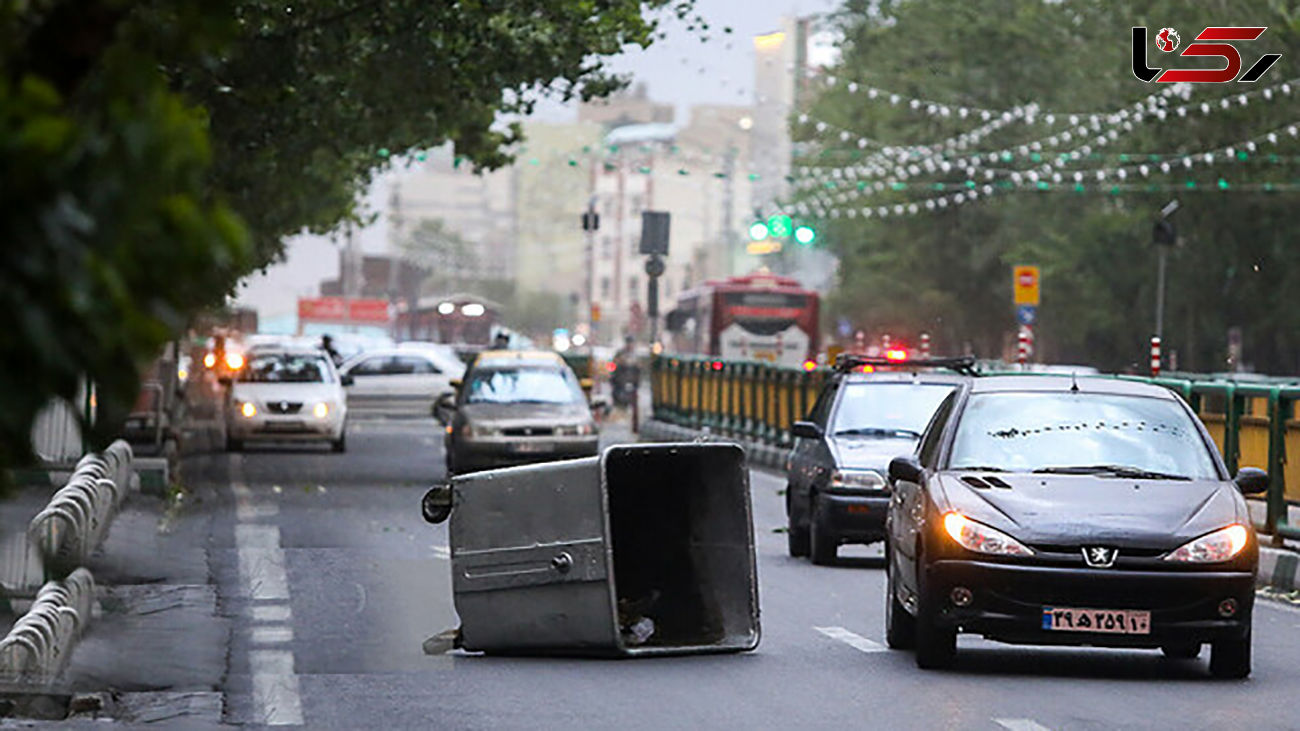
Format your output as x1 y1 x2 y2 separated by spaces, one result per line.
664 273 820 369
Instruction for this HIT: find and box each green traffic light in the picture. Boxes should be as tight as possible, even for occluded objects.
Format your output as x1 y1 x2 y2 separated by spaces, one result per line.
748 221 770 241
794 225 816 246
767 214 793 239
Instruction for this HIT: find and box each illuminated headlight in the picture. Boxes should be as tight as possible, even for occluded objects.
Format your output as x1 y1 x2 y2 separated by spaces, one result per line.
238 401 257 418
312 402 330 419
557 423 596 437
1164 524 1250 563
943 512 1033 557
830 469 886 490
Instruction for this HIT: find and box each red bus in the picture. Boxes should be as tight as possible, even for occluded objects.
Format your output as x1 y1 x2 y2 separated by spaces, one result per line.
664 273 820 368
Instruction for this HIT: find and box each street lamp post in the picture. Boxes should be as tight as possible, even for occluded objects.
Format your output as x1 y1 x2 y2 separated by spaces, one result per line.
1153 199 1180 340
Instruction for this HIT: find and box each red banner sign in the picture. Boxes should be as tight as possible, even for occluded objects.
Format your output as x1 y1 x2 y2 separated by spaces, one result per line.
298 297 391 324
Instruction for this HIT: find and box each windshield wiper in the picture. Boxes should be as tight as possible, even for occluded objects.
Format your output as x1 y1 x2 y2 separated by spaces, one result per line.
1032 465 1191 480
834 427 923 439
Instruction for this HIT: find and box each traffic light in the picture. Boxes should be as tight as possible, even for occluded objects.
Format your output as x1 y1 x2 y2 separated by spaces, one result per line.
767 214 793 239
748 221 770 240
793 225 816 246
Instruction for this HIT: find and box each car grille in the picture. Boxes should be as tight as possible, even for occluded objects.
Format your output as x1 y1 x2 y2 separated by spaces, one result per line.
265 401 303 415
501 426 554 437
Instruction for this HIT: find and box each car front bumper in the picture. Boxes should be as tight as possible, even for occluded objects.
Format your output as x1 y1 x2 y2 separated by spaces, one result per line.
816 490 890 543
228 414 345 442
452 436 600 473
924 559 1254 646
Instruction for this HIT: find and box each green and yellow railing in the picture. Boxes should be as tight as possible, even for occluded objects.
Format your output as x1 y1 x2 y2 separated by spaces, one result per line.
650 356 1300 543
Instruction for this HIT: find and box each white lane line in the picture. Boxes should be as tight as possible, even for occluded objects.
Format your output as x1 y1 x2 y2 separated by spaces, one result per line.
994 720 1052 731
250 604 293 623
250 650 304 726
431 545 451 560
232 455 304 726
251 626 295 645
813 626 887 653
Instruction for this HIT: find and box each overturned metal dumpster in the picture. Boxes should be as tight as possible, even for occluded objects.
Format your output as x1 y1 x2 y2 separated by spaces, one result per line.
422 442 760 657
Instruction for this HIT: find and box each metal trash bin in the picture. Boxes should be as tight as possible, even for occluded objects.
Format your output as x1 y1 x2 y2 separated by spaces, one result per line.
426 442 759 657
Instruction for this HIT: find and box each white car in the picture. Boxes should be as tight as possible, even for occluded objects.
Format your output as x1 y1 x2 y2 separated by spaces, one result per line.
338 346 466 417
226 348 349 451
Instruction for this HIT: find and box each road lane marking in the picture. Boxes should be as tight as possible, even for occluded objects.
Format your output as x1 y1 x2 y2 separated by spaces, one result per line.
995 720 1052 731
250 605 292 623
250 650 304 725
232 455 304 726
814 626 887 653
251 626 295 644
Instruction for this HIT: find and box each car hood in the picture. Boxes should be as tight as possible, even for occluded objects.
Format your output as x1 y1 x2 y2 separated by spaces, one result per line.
461 401 591 427
829 435 918 471
231 382 344 404
937 473 1245 549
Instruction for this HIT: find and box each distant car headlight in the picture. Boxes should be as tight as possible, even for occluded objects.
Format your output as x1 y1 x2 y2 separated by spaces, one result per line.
830 469 886 490
942 512 1033 557
557 422 596 437
1164 524 1250 563
225 352 245 370
313 402 330 419
238 401 257 418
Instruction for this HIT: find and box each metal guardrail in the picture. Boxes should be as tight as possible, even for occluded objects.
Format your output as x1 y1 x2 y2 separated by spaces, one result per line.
0 568 95 682
650 356 1300 544
27 440 134 578
29 397 85 465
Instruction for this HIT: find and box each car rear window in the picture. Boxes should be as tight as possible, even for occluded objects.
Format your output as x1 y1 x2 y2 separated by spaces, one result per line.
948 392 1219 479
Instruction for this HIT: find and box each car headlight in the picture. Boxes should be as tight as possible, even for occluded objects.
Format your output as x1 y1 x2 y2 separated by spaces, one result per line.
313 402 330 419
1164 524 1250 563
830 469 886 490
238 401 257 418
557 422 596 436
462 423 497 438
942 512 1033 557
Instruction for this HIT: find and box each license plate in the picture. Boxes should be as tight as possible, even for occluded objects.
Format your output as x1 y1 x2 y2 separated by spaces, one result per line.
514 442 553 453
1042 606 1150 634
263 421 305 432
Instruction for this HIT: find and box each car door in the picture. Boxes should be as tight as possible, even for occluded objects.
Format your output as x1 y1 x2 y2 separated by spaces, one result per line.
789 379 838 517
892 390 956 591
341 355 392 408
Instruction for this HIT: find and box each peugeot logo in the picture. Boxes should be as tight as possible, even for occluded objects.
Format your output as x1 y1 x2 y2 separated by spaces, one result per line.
279 401 289 411
1082 546 1118 568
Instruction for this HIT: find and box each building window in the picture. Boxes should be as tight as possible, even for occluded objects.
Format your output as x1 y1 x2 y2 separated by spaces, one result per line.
600 277 611 299
629 277 640 298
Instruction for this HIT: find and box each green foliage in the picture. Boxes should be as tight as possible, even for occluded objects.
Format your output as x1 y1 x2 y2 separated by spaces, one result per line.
1 0 687 486
796 0 1300 372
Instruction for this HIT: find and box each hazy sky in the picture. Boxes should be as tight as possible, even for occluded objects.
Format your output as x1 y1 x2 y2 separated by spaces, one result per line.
236 0 839 324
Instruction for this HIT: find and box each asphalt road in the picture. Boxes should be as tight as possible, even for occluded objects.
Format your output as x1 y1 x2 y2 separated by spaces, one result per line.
187 416 1300 729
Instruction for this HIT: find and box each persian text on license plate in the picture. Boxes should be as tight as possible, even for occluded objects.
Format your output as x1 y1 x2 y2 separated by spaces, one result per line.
514 442 553 453
1042 606 1150 634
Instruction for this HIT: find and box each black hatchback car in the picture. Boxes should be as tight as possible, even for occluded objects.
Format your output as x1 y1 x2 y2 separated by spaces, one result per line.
785 357 970 564
885 375 1266 677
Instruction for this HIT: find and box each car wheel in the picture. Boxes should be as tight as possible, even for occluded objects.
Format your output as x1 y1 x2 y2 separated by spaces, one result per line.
786 487 809 557
914 559 956 669
1160 642 1200 660
1209 625 1251 679
809 495 837 565
885 545 915 650
226 436 243 452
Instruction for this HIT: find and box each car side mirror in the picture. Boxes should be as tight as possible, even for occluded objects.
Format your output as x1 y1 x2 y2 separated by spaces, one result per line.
791 421 823 440
340 374 354 386
889 456 924 485
1233 466 1269 495
421 483 453 524
433 392 457 423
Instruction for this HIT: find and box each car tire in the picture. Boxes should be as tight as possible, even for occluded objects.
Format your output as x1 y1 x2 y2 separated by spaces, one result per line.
1160 642 1200 660
226 436 243 452
1209 625 1251 679
885 545 916 650
809 495 837 565
914 559 956 669
786 487 810 557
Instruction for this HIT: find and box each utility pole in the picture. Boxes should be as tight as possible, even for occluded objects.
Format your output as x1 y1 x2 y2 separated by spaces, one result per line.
722 146 736 276
387 184 404 339
1153 199 1180 340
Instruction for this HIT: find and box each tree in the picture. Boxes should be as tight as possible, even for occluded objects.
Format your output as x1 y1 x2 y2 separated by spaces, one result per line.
1 0 698 487
792 0 1300 372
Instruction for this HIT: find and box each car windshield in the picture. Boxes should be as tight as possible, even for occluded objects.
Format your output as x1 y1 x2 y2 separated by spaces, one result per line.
239 354 331 383
832 383 956 438
465 367 582 405
948 392 1220 479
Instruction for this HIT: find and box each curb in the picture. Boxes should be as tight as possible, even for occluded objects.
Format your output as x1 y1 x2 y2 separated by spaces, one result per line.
1259 547 1300 593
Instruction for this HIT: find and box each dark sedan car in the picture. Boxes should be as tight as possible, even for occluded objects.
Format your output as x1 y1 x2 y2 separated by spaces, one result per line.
786 360 967 564
439 350 599 475
885 375 1266 677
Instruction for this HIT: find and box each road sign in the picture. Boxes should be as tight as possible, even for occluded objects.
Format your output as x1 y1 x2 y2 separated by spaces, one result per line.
1016 305 1038 326
1013 265 1040 306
